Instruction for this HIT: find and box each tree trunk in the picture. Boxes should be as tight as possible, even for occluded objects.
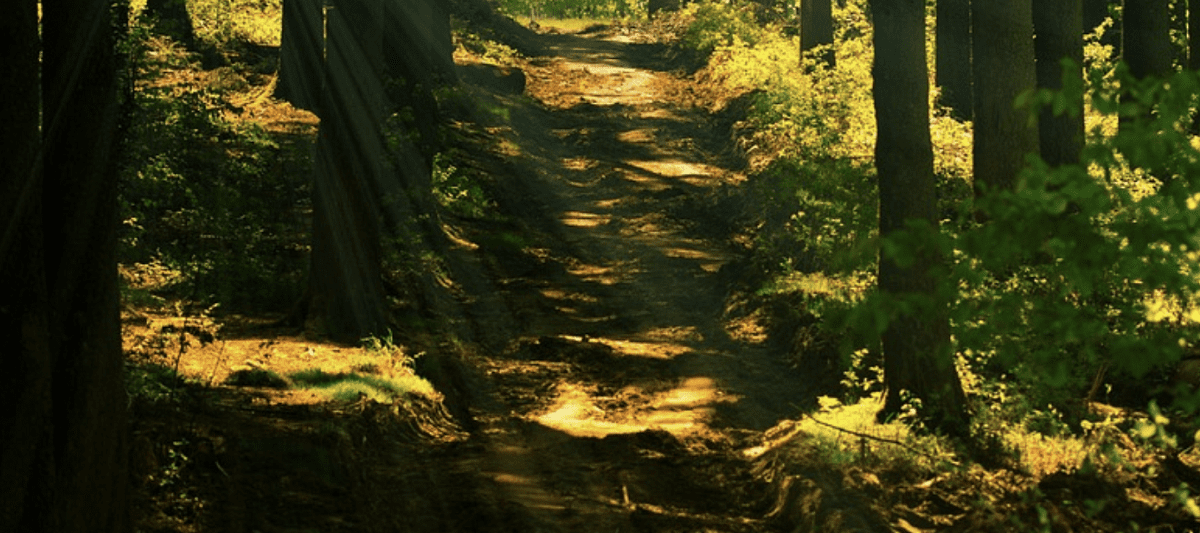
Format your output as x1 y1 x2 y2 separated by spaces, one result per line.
1190 0 1200 132
144 0 195 45
1124 0 1172 82
0 0 52 530
308 0 389 342
1191 0 1200 73
871 0 968 435
1083 0 1109 33
37 0 130 530
1121 0 1172 167
936 0 972 119
276 0 325 112
1033 0 1084 167
972 0 1039 199
384 0 458 169
801 0 835 68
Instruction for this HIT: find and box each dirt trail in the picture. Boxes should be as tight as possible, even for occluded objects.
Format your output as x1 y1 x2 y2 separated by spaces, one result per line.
434 25 820 531
127 24 830 533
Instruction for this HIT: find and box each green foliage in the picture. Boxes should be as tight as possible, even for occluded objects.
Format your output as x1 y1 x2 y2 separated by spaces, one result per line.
126 362 190 404
287 368 434 403
495 0 646 20
432 151 494 219
861 59 1200 424
687 0 879 279
680 1 765 56
187 0 282 47
118 16 309 313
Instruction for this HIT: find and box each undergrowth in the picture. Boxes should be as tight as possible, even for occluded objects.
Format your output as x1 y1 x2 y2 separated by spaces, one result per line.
682 0 1200 524
118 3 311 314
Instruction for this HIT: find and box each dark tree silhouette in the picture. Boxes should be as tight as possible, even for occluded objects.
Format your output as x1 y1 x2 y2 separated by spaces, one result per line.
1123 0 1172 83
385 0 458 169
1033 0 1084 167
871 0 967 434
308 0 390 342
143 0 196 45
935 0 972 119
0 0 51 527
1191 0 1200 132
2 0 130 530
1122 0 1172 137
801 0 834 67
277 0 326 112
972 0 1039 199
1083 0 1110 32
1191 0 1200 73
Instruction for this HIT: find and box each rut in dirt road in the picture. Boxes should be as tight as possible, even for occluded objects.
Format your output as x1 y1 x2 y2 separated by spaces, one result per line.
424 25 827 532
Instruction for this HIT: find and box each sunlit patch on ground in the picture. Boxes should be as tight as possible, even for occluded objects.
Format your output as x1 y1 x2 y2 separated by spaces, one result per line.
616 128 657 143
535 377 734 438
564 259 639 285
560 210 612 227
589 337 691 359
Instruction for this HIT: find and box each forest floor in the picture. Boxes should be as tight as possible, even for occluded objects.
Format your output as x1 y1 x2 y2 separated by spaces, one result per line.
123 14 1200 533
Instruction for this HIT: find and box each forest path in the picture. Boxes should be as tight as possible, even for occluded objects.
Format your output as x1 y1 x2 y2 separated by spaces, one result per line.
438 24 820 532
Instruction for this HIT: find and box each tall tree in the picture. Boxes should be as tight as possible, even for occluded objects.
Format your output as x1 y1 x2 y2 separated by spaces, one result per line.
1033 0 1085 167
1191 0 1200 73
308 0 390 342
1122 0 1172 133
871 0 967 434
972 0 1039 199
936 0 972 119
1083 0 1110 32
1190 0 1200 132
801 0 835 68
1123 0 1172 82
143 0 195 45
276 0 326 112
0 0 51 529
1 0 130 530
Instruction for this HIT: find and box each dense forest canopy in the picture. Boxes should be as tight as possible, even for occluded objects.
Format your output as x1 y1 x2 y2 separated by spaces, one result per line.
8 0 1200 530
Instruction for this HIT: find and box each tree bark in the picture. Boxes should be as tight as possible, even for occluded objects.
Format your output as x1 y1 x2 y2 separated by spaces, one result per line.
276 0 325 112
1190 0 1200 132
0 0 52 530
972 0 1039 199
1120 0 1172 160
1191 0 1200 73
936 0 972 119
37 0 130 530
871 0 967 435
1083 0 1109 33
801 0 835 68
309 0 389 342
1033 0 1084 168
1123 0 1172 82
143 0 195 45
384 0 458 169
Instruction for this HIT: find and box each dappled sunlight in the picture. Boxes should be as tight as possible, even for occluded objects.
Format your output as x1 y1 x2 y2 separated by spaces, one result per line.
560 210 612 227
535 377 734 438
485 445 570 512
616 128 657 143
564 259 639 285
590 337 692 359
625 158 718 178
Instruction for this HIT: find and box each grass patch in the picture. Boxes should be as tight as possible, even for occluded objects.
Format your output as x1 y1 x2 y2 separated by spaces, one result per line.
288 368 436 403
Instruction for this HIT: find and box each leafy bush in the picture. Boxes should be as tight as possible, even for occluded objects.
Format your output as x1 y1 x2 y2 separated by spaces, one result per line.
118 16 310 313
495 0 646 20
680 1 765 56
